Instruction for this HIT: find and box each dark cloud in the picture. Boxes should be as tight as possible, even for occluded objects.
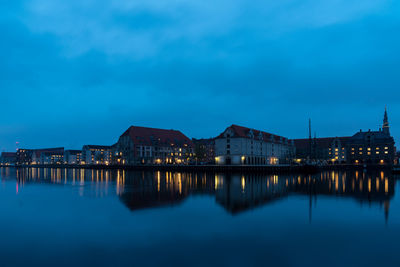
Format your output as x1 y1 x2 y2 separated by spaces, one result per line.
0 0 399 151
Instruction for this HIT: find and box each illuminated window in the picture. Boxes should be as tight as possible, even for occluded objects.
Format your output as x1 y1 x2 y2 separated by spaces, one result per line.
359 152 363 155
351 148 355 151
367 148 371 151
385 151 388 154
376 147 379 150
385 147 388 150
368 152 371 155
376 151 380 154
335 148 338 152
359 148 363 150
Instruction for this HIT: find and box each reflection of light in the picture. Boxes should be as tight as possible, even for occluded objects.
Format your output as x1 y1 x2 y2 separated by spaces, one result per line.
241 176 246 192
376 178 379 191
157 171 161 192
385 178 388 194
368 179 371 192
215 175 223 190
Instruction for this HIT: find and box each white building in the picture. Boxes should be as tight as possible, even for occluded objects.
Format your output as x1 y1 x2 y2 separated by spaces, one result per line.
64 150 82 165
215 125 295 165
82 145 112 165
30 148 64 165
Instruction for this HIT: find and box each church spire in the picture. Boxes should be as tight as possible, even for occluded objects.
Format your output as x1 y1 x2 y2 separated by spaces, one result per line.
383 106 390 135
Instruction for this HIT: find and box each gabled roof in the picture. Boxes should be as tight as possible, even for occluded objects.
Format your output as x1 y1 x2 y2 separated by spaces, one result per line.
216 124 289 144
121 126 193 147
350 130 394 143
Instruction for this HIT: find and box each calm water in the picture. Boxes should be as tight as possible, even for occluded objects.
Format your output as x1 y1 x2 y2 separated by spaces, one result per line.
1 167 400 267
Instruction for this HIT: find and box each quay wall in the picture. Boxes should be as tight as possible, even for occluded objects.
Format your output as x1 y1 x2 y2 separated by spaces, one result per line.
1 164 394 174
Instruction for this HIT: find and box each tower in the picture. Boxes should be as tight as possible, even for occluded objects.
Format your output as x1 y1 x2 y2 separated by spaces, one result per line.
383 106 390 135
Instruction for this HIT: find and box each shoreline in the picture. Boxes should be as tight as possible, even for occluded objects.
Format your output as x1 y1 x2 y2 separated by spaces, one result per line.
0 164 394 174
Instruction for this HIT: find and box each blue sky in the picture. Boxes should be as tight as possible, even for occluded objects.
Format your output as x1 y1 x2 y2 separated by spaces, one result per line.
1 0 400 151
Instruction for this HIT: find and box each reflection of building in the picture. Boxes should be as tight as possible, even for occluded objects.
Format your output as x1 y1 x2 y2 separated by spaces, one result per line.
64 150 82 165
294 137 350 163
82 145 112 165
192 138 215 164
0 152 16 166
215 125 295 165
347 109 395 165
215 171 394 219
112 126 194 165
16 148 64 165
14 168 395 222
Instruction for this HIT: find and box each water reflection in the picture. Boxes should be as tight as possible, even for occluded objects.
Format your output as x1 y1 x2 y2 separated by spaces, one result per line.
1 167 396 221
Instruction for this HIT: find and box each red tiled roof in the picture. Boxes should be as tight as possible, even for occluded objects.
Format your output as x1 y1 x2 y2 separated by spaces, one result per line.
121 126 193 147
217 124 289 144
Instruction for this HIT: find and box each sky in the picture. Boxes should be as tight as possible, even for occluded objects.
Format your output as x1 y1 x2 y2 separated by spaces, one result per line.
1 0 400 151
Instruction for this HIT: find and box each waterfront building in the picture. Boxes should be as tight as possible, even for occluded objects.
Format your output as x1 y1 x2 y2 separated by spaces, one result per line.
347 108 395 165
32 148 64 164
214 124 295 165
64 150 82 165
81 145 112 165
0 152 17 166
192 138 215 164
16 148 64 165
112 126 194 165
294 137 351 164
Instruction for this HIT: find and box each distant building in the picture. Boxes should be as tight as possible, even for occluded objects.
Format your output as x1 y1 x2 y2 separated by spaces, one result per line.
214 124 295 165
192 138 215 164
294 137 351 164
32 148 64 164
16 148 64 165
82 145 112 165
347 108 395 165
64 150 82 165
112 126 194 165
0 152 17 166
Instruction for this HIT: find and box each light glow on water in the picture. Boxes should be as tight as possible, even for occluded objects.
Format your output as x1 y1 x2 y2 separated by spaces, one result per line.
0 167 400 266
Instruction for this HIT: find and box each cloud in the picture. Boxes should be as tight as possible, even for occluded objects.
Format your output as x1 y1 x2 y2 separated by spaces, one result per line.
0 0 399 150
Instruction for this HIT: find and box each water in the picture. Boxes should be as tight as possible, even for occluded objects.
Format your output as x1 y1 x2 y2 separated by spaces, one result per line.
0 167 399 267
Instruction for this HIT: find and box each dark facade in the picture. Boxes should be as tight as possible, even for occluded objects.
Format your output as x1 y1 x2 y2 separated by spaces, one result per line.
294 137 350 163
16 148 64 165
347 130 395 165
347 108 395 165
0 152 17 166
192 138 215 164
294 108 395 165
